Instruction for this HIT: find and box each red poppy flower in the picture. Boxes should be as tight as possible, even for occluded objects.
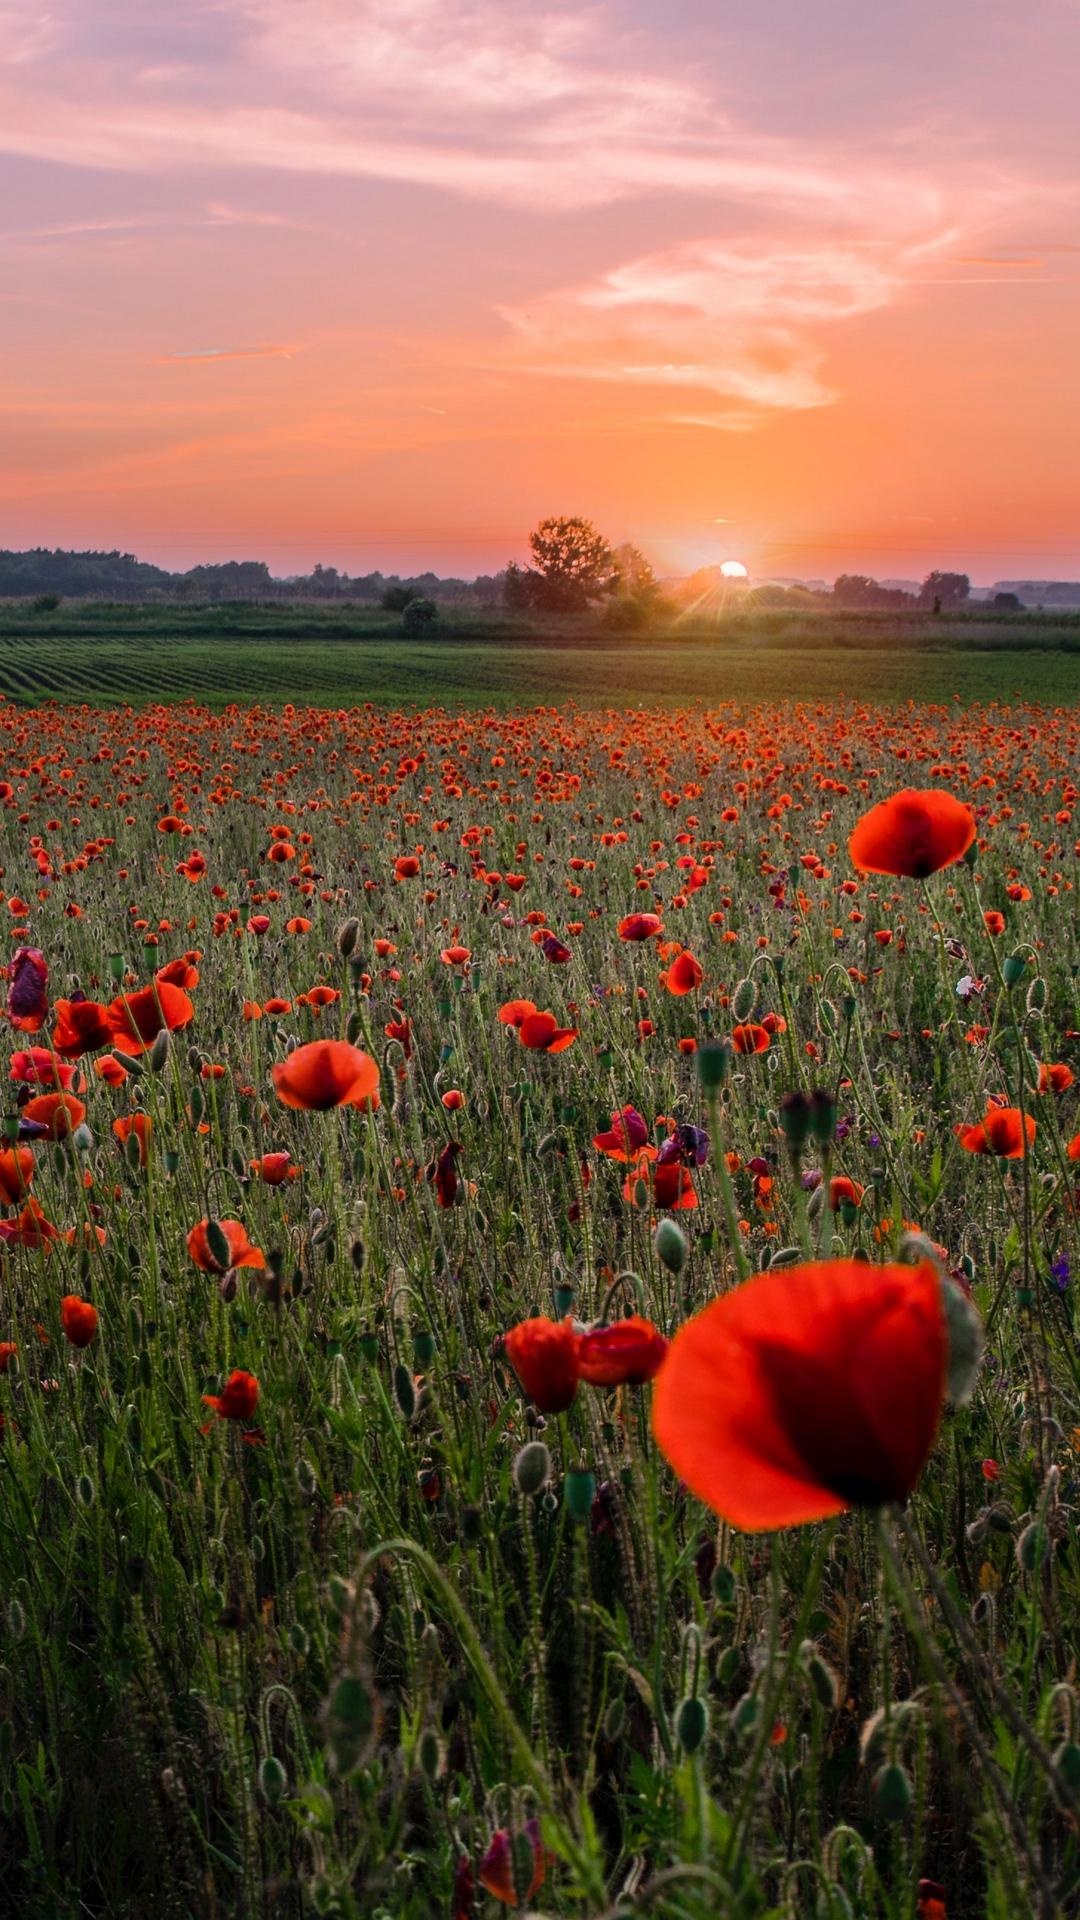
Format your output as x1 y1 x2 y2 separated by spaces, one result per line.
1068 1133 1080 1162
0 1342 16 1372
828 1175 864 1210
52 997 115 1059
0 1198 58 1250
107 981 194 1055
983 910 1005 936
593 1106 652 1162
517 1010 577 1054
732 1023 770 1055
497 998 537 1028
156 955 200 990
623 1152 698 1210
203 1368 260 1422
478 1820 548 1907
271 1039 380 1111
0 1146 34 1207
186 1219 266 1274
441 944 471 966
21 1091 86 1139
94 1053 129 1087
441 1089 465 1111
6 947 49 1033
429 1140 462 1208
393 856 420 880
113 1112 152 1165
60 1296 98 1348
848 789 975 879
660 950 704 996
1038 1063 1074 1094
504 1316 580 1412
653 1258 947 1531
955 1107 1036 1158
618 912 663 942
250 1151 299 1185
9 1046 78 1089
578 1315 668 1386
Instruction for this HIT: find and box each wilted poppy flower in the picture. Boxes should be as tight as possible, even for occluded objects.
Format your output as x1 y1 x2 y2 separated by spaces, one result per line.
0 1198 58 1250
732 1023 770 1055
1038 1063 1074 1094
9 1046 79 1089
186 1219 266 1274
578 1315 668 1386
504 1316 580 1412
593 1106 651 1161
0 1145 34 1206
618 912 663 942
21 1091 86 1139
660 950 704 995
107 981 194 1055
955 1107 1036 1158
541 933 571 964
653 1258 947 1531
517 1010 577 1054
272 1039 380 1111
203 1368 260 1422
657 1124 710 1169
113 1112 152 1165
6 947 48 1033
429 1140 462 1208
60 1296 98 1349
478 1819 548 1906
848 789 975 879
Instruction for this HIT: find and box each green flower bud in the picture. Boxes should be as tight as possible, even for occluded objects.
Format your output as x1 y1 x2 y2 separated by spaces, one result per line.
654 1217 687 1274
259 1756 288 1806
513 1441 551 1497
873 1761 913 1821
676 1696 708 1753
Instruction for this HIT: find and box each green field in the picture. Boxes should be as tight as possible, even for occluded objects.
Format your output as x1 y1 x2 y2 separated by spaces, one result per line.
1 605 1079 707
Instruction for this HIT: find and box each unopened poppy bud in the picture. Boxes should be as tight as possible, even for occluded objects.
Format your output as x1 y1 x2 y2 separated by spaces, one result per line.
716 1644 742 1684
149 1028 170 1073
346 1010 365 1044
393 1363 416 1422
1026 974 1046 1014
204 1218 232 1271
513 1441 551 1496
873 1761 912 1821
654 1217 687 1274
986 1501 1016 1533
941 1276 984 1407
767 1245 802 1269
696 1040 731 1092
1053 1740 1080 1798
603 1698 627 1741
779 1090 812 1154
296 1457 318 1497
819 998 837 1036
189 1082 205 1123
323 1673 377 1775
1016 1521 1049 1572
676 1695 708 1753
800 1642 839 1710
731 977 755 1021
565 1464 596 1522
337 918 360 958
808 1089 836 1147
413 1329 436 1368
326 1575 353 1618
259 1755 288 1805
418 1729 443 1780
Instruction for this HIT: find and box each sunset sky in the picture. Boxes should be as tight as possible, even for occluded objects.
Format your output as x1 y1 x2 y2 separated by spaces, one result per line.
1 0 1078 581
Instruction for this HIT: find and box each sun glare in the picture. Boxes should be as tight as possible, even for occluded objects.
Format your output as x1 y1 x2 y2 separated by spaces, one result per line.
720 559 748 579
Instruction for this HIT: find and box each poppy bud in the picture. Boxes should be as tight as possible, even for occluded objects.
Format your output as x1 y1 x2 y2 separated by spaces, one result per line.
780 1090 812 1154
676 1695 708 1753
513 1440 551 1496
149 1028 170 1073
1053 1740 1080 1800
731 977 755 1021
941 1276 984 1406
337 918 360 958
873 1762 913 1821
1016 1521 1049 1572
808 1089 836 1147
1026 974 1046 1014
654 1217 687 1274
323 1673 378 1776
259 1756 288 1805
696 1040 731 1092
394 1363 417 1422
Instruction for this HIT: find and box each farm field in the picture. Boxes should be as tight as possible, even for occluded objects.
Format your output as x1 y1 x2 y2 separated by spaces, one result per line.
1 694 1079 1920
1 623 1080 708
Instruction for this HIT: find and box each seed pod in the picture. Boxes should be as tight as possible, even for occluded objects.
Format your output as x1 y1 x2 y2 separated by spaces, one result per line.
564 1465 596 1522
696 1040 732 1092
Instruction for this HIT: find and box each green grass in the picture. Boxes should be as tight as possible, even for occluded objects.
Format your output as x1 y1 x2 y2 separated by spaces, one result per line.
1 628 1079 707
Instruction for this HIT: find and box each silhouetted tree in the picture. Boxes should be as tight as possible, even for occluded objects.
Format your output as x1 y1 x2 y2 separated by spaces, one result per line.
919 571 969 609
504 516 618 613
401 597 438 634
381 584 418 612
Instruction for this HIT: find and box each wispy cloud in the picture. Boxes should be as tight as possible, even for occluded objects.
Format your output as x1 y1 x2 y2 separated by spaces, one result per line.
155 343 298 363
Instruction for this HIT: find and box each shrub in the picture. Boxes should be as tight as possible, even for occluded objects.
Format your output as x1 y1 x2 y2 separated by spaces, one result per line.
401 597 438 635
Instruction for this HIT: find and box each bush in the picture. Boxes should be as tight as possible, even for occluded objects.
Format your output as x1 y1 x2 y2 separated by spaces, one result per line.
30 592 61 614
401 597 438 635
601 594 650 631
381 585 418 612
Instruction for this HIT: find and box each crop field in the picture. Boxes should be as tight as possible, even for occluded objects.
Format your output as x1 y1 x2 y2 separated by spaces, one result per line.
1 695 1079 1919
1 621 1080 709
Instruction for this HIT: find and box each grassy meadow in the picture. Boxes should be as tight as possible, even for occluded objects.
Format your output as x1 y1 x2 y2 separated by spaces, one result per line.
0 690 1079 1919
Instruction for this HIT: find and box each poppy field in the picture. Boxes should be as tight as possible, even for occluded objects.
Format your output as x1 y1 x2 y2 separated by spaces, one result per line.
1 693 1079 1919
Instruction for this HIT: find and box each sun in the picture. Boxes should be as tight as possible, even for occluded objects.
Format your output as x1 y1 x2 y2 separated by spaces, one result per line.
720 559 748 579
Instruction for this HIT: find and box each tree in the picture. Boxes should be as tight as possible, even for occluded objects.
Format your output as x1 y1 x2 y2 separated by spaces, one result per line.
401 597 438 634
381 584 418 612
918 571 969 610
507 516 618 613
993 591 1022 611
